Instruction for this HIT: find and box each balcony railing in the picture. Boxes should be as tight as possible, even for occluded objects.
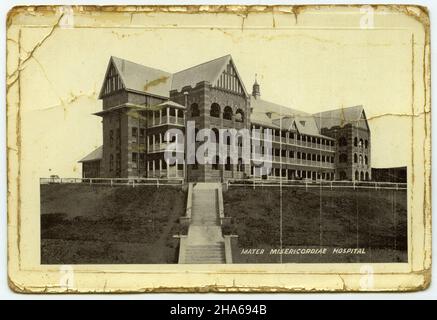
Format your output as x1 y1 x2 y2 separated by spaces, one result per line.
254 135 335 152
149 116 184 127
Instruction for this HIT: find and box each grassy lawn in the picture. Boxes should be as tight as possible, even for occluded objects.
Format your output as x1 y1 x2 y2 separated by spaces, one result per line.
41 184 186 264
223 186 407 263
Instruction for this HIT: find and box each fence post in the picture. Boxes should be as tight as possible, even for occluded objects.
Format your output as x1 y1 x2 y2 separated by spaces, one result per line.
157 179 159 188
353 181 355 190
110 179 113 187
89 179 92 185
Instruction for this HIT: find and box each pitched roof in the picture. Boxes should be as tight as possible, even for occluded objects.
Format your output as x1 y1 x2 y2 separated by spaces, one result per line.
251 97 309 117
171 55 232 92
108 56 172 98
156 100 186 109
313 105 364 130
250 96 326 137
101 55 249 98
79 146 103 163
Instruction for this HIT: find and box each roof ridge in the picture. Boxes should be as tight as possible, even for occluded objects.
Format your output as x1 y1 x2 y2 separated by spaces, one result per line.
173 54 231 75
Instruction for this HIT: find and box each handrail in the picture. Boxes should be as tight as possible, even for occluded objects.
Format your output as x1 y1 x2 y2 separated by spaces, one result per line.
225 179 407 190
40 177 184 186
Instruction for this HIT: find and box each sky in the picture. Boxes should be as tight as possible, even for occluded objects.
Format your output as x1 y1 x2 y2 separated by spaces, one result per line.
11 7 423 178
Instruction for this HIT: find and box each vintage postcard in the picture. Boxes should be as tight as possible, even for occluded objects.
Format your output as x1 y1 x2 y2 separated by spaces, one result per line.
7 5 431 292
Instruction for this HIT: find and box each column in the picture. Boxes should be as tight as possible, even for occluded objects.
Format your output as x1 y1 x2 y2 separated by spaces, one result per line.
167 107 170 124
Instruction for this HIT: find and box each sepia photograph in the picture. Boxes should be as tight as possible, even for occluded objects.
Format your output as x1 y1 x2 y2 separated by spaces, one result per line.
6 4 430 293
40 54 408 265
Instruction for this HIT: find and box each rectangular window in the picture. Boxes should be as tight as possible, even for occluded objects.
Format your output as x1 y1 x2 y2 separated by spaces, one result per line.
116 153 121 170
109 154 114 171
132 152 138 169
109 130 114 147
139 128 146 144
140 153 145 168
116 129 121 149
132 127 138 143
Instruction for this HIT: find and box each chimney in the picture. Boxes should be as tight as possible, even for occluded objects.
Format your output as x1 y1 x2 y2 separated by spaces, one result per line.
252 74 260 99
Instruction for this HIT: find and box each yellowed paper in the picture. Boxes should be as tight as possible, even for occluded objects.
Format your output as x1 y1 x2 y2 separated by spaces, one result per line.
7 5 431 293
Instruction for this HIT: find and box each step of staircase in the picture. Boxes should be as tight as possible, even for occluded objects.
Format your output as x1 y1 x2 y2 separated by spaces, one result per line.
179 182 227 264
184 243 225 264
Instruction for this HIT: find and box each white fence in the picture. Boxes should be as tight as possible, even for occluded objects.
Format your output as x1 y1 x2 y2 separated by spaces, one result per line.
226 179 407 190
40 177 184 187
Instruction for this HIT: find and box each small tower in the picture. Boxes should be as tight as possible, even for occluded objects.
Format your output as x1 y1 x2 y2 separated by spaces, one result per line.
252 74 260 99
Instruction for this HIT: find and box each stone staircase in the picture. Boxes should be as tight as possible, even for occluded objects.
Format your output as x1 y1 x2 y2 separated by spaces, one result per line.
181 183 227 264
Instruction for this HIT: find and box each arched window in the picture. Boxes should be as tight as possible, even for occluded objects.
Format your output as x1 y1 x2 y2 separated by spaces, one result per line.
225 157 231 171
210 103 220 118
235 109 244 122
212 155 220 170
359 155 363 164
190 103 200 117
225 135 231 145
365 156 368 165
339 154 348 163
355 170 359 181
237 135 243 147
223 106 233 120
360 171 364 181
365 172 369 181
354 137 358 147
365 140 369 148
354 153 358 163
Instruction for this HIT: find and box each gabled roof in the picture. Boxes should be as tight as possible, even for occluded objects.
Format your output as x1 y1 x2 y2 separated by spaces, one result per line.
171 55 248 96
313 105 365 130
250 96 311 117
171 55 230 92
99 55 249 99
99 56 172 99
250 96 325 137
79 146 103 163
